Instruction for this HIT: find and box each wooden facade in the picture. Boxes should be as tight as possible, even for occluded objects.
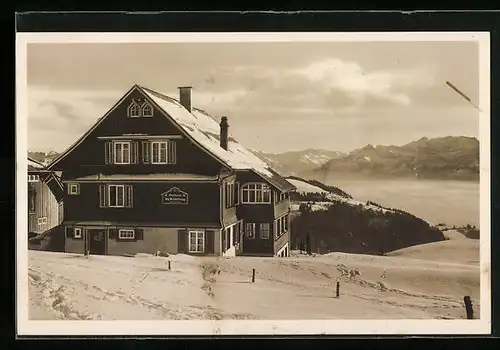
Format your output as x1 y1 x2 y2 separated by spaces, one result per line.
27 158 64 237
48 85 295 257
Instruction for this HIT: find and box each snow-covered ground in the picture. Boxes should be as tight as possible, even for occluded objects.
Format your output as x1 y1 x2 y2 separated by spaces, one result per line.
28 236 479 321
287 178 394 214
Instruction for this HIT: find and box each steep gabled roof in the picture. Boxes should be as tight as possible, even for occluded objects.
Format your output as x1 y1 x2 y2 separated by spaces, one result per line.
47 84 296 192
28 156 45 170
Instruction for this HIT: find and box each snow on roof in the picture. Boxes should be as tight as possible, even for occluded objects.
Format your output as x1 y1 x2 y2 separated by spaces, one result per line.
28 157 45 169
140 86 278 180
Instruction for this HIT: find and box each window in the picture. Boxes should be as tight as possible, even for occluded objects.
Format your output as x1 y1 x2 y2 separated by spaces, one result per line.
37 217 47 225
118 229 135 240
114 142 131 164
275 214 289 238
128 102 140 117
225 182 236 208
68 183 80 195
241 183 271 204
277 192 288 202
74 228 82 239
99 184 133 208
151 141 176 164
105 141 137 164
245 223 256 239
189 231 205 252
260 223 271 239
109 185 124 207
28 175 39 182
141 102 153 117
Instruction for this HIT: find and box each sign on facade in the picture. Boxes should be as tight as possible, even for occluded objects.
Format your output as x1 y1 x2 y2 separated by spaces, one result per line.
162 187 188 204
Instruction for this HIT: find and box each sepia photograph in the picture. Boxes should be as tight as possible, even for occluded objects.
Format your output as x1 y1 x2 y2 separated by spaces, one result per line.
16 32 491 335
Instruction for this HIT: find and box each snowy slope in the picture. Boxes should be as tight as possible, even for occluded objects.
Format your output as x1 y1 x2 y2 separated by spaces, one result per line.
288 178 394 214
28 249 479 321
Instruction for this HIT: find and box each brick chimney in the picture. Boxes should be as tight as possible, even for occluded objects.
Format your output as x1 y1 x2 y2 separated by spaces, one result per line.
220 116 229 150
178 86 192 112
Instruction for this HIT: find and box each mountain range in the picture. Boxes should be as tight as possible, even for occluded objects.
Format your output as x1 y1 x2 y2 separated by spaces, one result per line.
256 136 479 182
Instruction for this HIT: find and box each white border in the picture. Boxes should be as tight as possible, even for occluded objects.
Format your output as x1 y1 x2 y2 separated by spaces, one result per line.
16 32 491 336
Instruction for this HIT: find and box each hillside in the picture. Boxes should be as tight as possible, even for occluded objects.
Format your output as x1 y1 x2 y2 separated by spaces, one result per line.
305 136 479 182
28 249 480 321
288 177 446 255
28 151 59 166
252 149 346 176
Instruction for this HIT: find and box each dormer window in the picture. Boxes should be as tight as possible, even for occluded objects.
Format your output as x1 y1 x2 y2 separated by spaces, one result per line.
127 101 140 118
141 102 153 117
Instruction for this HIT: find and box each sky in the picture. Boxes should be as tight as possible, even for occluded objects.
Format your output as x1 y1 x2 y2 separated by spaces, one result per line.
26 41 480 154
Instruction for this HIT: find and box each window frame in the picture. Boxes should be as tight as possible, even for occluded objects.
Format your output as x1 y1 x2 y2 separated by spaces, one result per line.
245 223 256 239
108 184 126 208
225 181 236 208
241 183 272 204
188 230 205 253
113 141 132 164
275 214 289 239
128 102 141 118
259 223 271 239
28 175 40 182
68 183 80 195
118 229 135 240
150 140 176 165
141 102 153 117
74 227 83 239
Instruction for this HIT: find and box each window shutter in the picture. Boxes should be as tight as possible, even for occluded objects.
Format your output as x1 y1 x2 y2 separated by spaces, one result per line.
99 185 105 207
131 142 139 164
135 228 144 240
125 185 133 208
109 228 118 240
235 182 240 204
66 227 73 238
76 183 80 195
105 142 113 164
168 141 176 164
142 141 150 164
205 230 215 254
177 229 187 253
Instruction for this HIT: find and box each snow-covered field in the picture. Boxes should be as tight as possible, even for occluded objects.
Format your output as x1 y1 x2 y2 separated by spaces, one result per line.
287 178 394 214
28 236 480 321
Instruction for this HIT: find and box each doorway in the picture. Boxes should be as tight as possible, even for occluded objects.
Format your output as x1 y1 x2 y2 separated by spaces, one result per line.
87 229 106 255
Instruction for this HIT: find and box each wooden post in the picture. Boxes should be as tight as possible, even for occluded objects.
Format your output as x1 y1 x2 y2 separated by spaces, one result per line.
464 296 474 319
336 281 340 298
168 260 171 270
252 269 256 283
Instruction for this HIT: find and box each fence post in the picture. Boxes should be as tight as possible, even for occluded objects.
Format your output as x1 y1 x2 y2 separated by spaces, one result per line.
464 296 474 319
336 282 340 298
252 269 256 283
168 260 171 271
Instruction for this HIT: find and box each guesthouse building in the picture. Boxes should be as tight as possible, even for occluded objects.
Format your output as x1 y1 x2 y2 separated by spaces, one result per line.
47 85 295 257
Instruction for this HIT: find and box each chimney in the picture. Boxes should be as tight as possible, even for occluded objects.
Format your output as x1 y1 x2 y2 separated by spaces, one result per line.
220 116 229 150
178 86 192 112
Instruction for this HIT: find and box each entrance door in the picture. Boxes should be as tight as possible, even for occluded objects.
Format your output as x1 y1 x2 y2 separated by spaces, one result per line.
88 229 106 255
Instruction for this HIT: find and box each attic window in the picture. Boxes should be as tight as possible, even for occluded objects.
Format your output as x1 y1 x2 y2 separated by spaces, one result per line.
128 101 140 118
142 102 153 117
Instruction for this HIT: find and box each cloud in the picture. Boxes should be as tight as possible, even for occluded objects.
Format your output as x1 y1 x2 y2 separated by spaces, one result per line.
290 58 435 107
